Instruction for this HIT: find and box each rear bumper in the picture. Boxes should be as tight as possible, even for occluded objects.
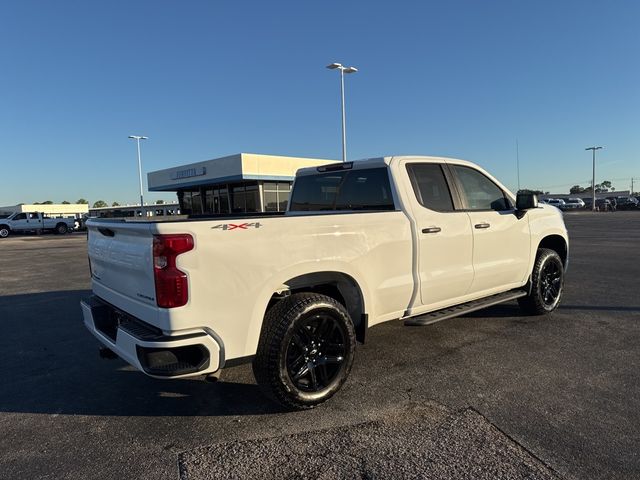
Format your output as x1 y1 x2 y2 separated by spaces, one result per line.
81 295 223 378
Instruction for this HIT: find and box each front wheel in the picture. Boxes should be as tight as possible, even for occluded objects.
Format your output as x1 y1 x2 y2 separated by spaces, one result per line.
518 248 565 315
253 292 356 410
0 226 9 238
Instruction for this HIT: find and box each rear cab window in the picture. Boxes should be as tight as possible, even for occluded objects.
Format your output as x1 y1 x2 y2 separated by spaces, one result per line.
290 167 395 212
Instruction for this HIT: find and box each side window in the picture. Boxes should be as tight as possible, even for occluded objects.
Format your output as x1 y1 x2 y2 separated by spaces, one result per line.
452 166 510 211
406 164 454 212
13 213 27 220
29 213 39 219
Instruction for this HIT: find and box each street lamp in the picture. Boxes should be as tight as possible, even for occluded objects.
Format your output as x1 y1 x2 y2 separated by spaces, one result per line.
585 146 603 212
128 135 148 216
326 62 358 162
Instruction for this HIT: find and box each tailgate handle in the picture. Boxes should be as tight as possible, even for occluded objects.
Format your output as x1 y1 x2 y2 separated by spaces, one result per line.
98 227 115 237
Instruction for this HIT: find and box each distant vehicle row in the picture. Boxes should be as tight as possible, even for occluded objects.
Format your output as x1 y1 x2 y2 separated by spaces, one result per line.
541 196 640 211
0 211 77 238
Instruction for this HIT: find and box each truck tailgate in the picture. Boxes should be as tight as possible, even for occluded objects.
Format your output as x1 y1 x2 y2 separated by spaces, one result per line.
87 221 157 306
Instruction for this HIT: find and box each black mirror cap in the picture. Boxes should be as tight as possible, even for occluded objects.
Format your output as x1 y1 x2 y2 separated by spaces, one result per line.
516 192 539 210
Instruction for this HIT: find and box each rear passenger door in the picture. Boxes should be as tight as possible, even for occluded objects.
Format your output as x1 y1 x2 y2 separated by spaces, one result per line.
28 212 43 229
450 165 530 294
401 161 474 308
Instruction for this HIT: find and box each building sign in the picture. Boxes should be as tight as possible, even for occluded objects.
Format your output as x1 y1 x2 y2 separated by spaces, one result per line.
171 167 207 180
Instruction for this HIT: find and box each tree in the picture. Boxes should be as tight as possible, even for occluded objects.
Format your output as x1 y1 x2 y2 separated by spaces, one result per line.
92 200 108 208
597 180 612 193
112 201 120 207
517 189 544 195
155 200 165 204
41 200 53 204
76 198 89 204
62 200 71 204
574 180 615 194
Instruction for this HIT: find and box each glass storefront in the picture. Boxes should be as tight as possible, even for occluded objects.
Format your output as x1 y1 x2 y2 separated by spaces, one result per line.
179 181 276 215
263 182 291 212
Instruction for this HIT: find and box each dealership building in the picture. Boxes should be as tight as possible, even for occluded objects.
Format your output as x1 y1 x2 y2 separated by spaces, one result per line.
147 153 336 215
0 203 88 218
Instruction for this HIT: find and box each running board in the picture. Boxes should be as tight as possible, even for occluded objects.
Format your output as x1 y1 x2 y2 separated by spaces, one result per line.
404 289 528 327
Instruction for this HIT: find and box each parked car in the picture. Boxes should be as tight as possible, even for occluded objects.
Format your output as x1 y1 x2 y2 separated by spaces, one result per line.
546 198 567 210
605 197 618 211
563 198 585 209
82 156 569 409
583 198 612 211
615 197 639 210
0 212 75 238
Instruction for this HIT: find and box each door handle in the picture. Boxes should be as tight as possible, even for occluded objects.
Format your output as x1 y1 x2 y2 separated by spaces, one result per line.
474 223 491 229
422 227 442 234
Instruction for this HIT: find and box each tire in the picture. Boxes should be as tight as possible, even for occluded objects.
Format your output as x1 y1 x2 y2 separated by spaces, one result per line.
518 248 564 315
56 223 68 234
252 292 356 410
0 226 9 238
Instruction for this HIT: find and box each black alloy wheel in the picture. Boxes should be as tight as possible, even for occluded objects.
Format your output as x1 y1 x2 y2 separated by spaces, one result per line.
285 313 347 393
540 259 562 308
518 248 564 315
253 292 356 410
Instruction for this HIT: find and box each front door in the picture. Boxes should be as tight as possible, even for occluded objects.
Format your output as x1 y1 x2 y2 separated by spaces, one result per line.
450 165 531 294
401 161 475 308
10 213 30 231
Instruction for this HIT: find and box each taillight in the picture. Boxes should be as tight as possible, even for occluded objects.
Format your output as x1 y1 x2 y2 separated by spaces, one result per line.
153 234 194 308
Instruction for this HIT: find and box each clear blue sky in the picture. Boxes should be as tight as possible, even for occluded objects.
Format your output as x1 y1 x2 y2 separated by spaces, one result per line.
1 0 638 206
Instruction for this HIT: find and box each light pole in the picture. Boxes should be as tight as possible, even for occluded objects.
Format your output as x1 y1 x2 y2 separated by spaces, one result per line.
326 62 358 162
585 146 603 212
128 135 148 216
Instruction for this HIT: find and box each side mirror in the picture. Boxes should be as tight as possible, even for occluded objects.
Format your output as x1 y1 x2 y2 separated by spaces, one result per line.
516 192 538 210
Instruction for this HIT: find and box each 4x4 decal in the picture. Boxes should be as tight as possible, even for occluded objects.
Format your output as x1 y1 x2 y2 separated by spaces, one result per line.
211 222 262 231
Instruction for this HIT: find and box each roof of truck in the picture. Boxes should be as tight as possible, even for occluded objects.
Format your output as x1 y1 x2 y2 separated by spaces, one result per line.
295 155 480 175
295 155 515 199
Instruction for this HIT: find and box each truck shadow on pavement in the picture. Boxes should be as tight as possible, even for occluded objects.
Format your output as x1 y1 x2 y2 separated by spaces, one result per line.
0 290 286 417
4 289 637 419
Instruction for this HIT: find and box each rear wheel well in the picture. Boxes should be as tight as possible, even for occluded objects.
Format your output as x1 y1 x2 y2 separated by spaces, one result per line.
538 235 568 267
266 272 367 342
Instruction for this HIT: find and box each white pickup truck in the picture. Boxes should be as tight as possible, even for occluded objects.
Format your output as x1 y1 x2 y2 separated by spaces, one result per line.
82 156 568 409
0 212 75 238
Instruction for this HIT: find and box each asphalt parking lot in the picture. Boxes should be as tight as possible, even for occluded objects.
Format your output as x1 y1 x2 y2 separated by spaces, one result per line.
1 212 639 479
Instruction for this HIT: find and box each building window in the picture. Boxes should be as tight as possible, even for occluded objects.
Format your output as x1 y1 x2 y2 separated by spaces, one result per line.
191 190 203 214
179 191 192 215
263 182 292 212
204 186 230 214
231 183 259 213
